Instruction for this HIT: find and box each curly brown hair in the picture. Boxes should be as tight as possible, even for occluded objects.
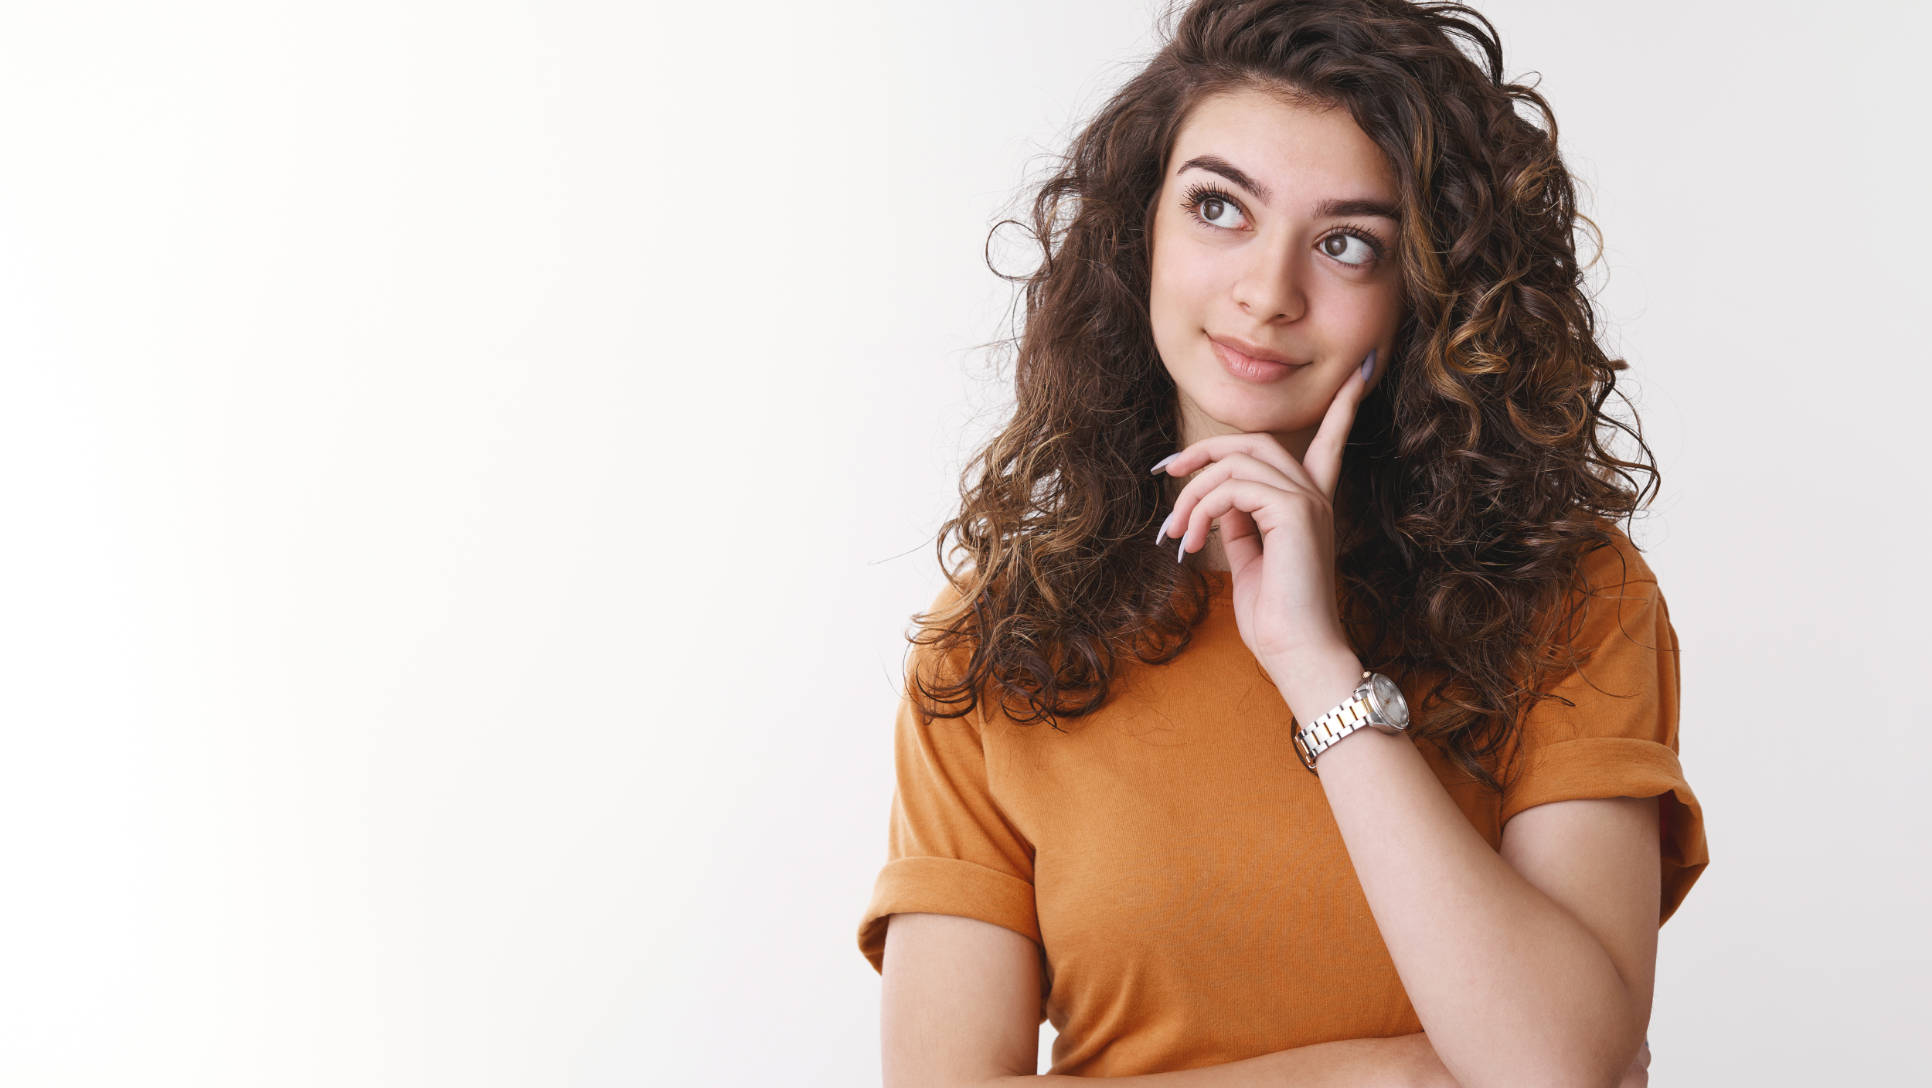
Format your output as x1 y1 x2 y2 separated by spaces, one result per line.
905 0 1662 796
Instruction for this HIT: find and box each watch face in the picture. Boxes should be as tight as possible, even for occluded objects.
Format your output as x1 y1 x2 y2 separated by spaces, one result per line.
1370 673 1410 728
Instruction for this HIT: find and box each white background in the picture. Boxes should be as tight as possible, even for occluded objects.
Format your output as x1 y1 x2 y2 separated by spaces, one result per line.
2 1 1926 1084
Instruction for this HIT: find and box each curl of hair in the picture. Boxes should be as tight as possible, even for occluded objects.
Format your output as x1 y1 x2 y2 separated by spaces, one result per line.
906 0 1661 796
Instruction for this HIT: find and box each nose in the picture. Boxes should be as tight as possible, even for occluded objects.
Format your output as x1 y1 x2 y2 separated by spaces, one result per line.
1231 243 1307 322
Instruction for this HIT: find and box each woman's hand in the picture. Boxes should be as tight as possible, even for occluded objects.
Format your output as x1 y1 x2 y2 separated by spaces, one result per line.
1151 349 1375 684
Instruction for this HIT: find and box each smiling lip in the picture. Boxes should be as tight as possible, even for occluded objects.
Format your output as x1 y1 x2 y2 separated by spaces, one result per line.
1209 334 1308 383
1208 334 1304 367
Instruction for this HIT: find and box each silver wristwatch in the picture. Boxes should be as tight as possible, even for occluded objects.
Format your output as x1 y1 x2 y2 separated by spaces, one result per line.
1292 670 1412 773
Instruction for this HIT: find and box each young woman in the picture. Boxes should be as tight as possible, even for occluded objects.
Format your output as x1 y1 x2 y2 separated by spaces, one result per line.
857 1 1706 1084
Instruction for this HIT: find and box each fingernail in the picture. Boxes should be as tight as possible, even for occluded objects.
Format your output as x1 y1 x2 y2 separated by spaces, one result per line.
1175 534 1186 563
1154 511 1173 543
1149 453 1178 474
1359 348 1377 383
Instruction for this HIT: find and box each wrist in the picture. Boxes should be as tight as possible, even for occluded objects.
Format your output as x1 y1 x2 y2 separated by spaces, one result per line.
1272 646 1366 724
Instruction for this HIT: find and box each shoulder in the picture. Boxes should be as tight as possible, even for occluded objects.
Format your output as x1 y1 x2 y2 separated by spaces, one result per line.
1523 522 1677 695
1572 522 1660 594
1554 523 1669 641
902 574 987 716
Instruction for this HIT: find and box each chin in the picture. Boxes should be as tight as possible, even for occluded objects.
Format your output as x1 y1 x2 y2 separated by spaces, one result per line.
1196 388 1301 433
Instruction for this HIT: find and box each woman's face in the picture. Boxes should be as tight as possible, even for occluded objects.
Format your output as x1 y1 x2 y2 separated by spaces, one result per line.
1148 87 1405 462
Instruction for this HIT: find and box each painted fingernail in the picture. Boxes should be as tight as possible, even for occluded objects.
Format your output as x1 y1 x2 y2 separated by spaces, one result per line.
1176 533 1187 562
1149 453 1179 474
1154 511 1173 543
1360 348 1376 383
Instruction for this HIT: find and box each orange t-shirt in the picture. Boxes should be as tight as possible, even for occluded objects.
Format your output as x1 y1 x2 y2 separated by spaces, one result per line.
856 528 1708 1077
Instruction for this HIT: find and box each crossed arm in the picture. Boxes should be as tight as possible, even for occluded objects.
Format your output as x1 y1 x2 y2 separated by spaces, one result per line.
982 1028 1648 1087
1260 650 1660 1088
983 1031 1453 1086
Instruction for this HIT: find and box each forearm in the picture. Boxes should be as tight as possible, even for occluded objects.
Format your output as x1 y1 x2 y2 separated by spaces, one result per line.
981 1030 1445 1087
1277 651 1640 1088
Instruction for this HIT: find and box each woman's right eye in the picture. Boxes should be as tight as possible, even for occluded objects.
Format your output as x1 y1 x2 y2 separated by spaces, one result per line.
1181 182 1246 231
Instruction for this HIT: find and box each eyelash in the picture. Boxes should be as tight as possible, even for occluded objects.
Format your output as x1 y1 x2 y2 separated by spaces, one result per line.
1178 181 1390 265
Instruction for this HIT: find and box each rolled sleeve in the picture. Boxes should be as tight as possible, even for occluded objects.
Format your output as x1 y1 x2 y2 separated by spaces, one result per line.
859 857 1042 974
1501 545 1710 925
857 626 1040 975
1501 735 1708 925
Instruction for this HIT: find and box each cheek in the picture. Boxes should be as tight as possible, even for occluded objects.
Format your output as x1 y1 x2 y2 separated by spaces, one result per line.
1356 270 1405 318
1150 242 1215 321
1319 280 1402 340
1147 245 1183 327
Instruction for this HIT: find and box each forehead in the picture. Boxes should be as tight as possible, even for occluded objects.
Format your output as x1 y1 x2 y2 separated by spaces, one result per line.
1169 88 1397 203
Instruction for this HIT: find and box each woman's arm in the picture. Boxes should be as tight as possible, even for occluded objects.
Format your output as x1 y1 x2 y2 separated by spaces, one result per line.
981 1031 1442 1087
1274 651 1652 1088
978 1032 1650 1087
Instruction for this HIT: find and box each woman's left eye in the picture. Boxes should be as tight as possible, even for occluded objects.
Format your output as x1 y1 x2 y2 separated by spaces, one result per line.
1318 230 1383 268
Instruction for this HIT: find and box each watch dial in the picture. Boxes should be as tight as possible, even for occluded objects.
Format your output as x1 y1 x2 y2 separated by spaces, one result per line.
1372 674 1410 727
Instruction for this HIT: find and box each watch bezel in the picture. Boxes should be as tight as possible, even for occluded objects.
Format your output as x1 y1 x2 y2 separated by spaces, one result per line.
1366 672 1411 732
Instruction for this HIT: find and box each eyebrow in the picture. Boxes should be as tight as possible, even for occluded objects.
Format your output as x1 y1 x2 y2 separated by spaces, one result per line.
1177 154 1402 222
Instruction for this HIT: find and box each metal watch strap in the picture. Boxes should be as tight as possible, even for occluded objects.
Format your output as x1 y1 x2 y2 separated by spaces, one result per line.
1292 670 1374 774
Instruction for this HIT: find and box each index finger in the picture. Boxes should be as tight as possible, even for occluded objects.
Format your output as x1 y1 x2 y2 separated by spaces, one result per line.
1301 346 1375 497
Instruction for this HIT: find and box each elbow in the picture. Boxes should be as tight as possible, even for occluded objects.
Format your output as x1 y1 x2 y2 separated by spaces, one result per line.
1455 1067 1617 1088
1551 995 1650 1088
1543 1030 1645 1088
1453 1023 1642 1088
1566 1020 1651 1088
1439 975 1646 1088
